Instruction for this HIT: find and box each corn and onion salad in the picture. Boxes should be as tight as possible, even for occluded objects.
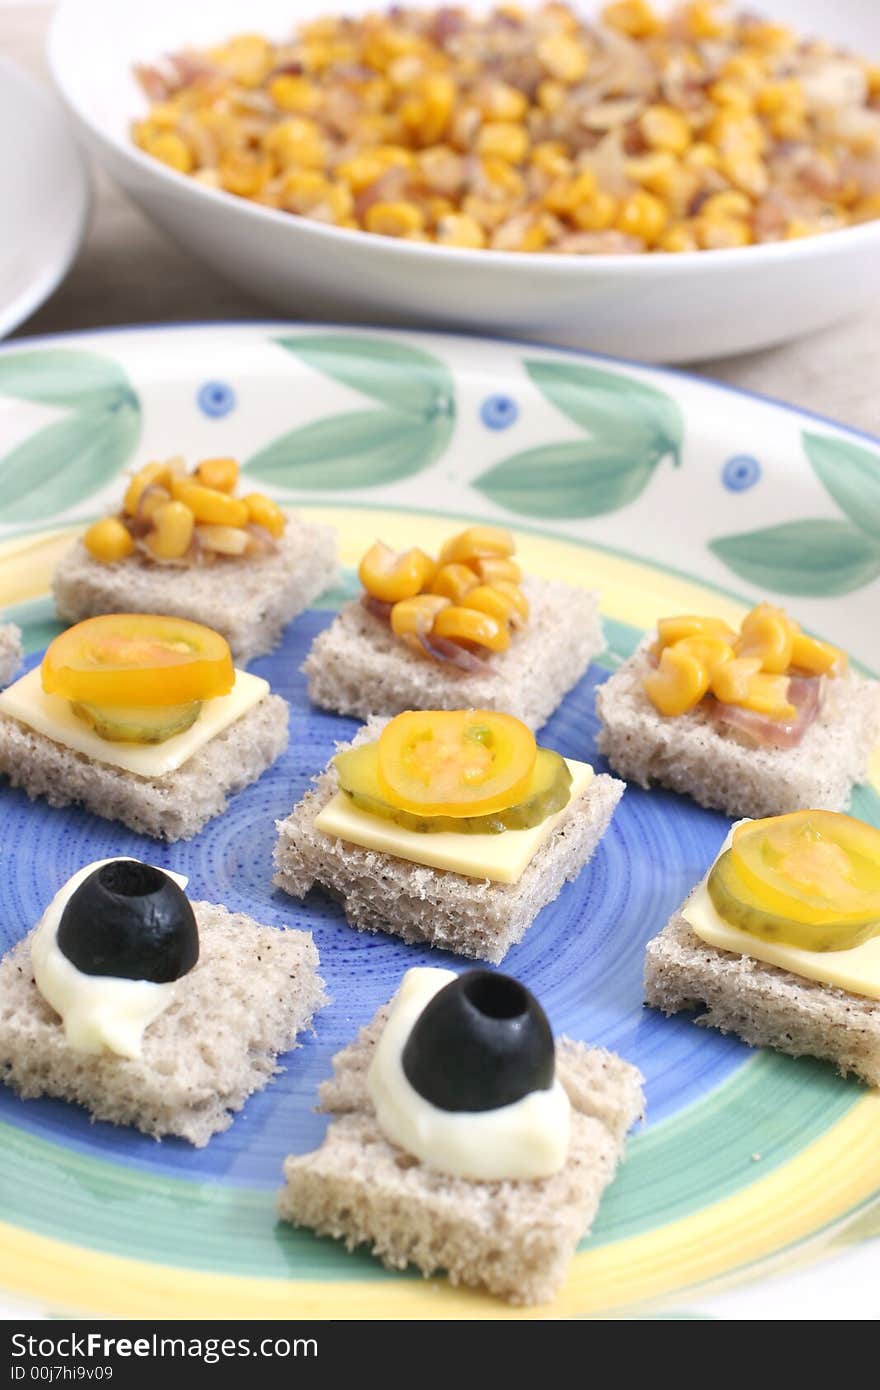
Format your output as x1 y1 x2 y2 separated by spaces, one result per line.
133 1 880 254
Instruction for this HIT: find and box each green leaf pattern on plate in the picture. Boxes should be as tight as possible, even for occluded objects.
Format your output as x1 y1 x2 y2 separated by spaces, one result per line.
243 335 455 489
0 351 141 524
803 431 880 541
475 440 659 520
710 519 880 597
711 429 880 597
475 359 683 519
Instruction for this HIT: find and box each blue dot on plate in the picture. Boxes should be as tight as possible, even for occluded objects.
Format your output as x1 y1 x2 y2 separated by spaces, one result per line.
197 381 236 418
480 393 519 430
722 454 761 492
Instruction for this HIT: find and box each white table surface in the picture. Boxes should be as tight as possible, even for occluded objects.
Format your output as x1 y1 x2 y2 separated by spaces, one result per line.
3 1 880 429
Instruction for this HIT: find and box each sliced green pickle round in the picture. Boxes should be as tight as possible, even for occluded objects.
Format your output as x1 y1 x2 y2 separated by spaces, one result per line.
707 848 880 953
334 741 572 835
71 700 202 744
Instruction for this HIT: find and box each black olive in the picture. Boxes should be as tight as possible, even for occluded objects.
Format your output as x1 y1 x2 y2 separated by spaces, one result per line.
56 860 199 984
402 970 555 1112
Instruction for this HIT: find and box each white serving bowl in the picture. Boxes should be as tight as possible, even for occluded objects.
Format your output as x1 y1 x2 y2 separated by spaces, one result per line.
49 0 880 362
0 56 90 339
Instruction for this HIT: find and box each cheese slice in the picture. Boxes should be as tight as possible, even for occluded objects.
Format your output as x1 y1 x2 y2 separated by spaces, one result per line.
0 667 269 778
682 826 880 1001
314 758 594 884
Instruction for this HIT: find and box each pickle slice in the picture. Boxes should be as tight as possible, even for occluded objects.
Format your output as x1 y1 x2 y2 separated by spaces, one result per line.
71 700 202 744
334 741 573 835
707 848 880 952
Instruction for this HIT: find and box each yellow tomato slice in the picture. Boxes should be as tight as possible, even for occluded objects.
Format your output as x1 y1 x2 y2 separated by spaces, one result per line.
376 709 537 817
728 812 880 929
42 615 234 707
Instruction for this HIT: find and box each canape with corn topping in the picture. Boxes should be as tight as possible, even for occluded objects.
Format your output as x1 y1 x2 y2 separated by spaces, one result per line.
52 457 338 665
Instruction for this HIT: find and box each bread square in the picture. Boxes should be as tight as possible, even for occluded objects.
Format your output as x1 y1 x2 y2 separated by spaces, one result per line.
303 577 603 728
53 517 338 667
0 624 21 687
0 901 327 1146
273 718 624 963
644 910 880 1087
0 692 289 841
278 998 644 1305
596 638 880 818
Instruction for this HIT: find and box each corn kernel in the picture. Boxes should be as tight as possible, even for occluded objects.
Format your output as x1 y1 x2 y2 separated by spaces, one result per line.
537 33 589 84
439 526 515 565
196 457 239 493
735 603 796 673
721 150 768 198
197 524 249 556
673 635 734 677
365 202 426 237
470 556 522 585
616 189 668 244
123 462 173 516
486 579 529 623
572 190 617 230
711 656 762 704
462 584 520 625
243 492 286 539
715 663 798 718
719 54 768 86
659 222 699 252
700 190 752 220
743 20 794 51
656 615 738 650
435 213 486 248
144 501 195 562
681 1 731 41
83 517 135 564
433 605 510 653
481 82 528 122
685 143 722 171
170 478 249 527
431 563 479 603
531 142 573 179
212 33 271 86
536 80 566 114
756 79 804 117
219 150 272 197
544 169 597 214
640 105 691 155
643 646 710 717
601 1 660 39
391 594 451 638
696 216 752 249
477 121 530 163
360 542 434 602
269 75 319 114
265 116 327 170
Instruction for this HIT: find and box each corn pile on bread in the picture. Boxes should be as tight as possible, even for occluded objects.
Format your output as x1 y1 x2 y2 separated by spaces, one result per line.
273 716 623 963
304 578 603 728
53 518 338 667
0 624 22 687
644 909 880 1087
596 638 880 818
0 693 289 842
0 901 326 1146
279 996 644 1305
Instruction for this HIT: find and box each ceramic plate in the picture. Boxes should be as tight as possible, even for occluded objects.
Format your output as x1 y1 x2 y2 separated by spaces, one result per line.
0 58 90 341
0 324 878 1321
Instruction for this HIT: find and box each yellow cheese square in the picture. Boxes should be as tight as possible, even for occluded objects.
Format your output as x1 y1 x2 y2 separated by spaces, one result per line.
314 758 594 884
0 667 270 777
682 827 880 1001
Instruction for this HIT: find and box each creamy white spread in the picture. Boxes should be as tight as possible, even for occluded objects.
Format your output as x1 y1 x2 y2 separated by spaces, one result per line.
367 967 571 1181
31 858 190 1060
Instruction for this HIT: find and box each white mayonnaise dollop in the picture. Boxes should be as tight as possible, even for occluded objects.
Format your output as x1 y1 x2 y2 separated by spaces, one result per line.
31 858 189 1060
367 967 571 1181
